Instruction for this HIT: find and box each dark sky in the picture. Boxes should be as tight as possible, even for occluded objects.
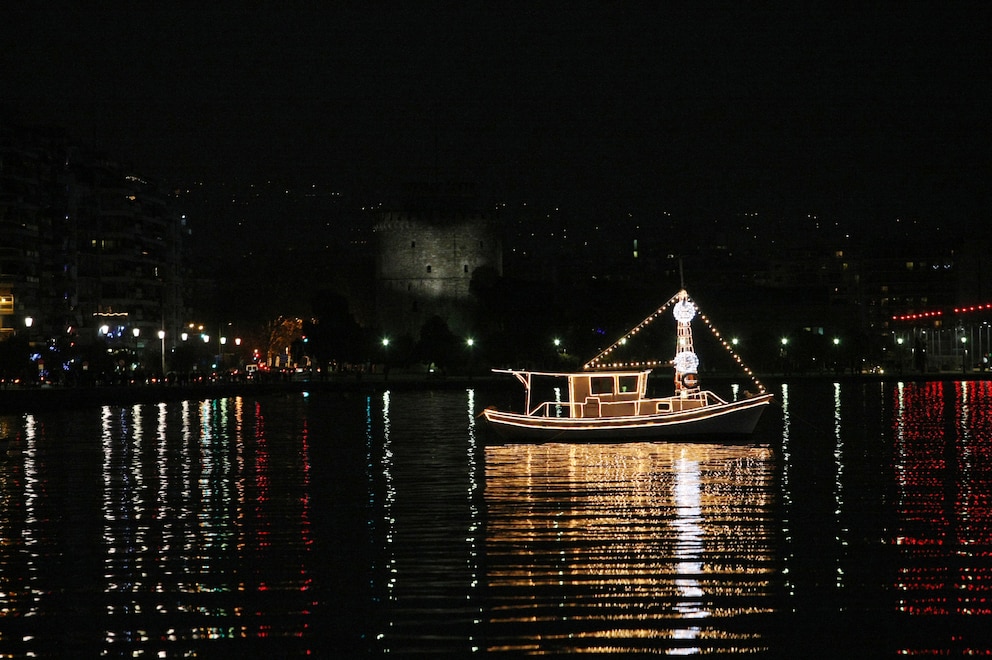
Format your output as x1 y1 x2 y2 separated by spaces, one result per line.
3 4 990 222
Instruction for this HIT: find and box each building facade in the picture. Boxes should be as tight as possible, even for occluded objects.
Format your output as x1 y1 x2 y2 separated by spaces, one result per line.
0 122 189 374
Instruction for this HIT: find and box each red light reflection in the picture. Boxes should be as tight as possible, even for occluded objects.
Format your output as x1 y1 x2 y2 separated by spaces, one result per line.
892 381 992 652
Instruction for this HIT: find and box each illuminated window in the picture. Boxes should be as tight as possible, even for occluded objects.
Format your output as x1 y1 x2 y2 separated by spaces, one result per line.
0 295 13 314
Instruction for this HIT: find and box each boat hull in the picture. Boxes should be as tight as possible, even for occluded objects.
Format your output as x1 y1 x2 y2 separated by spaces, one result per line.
483 394 773 442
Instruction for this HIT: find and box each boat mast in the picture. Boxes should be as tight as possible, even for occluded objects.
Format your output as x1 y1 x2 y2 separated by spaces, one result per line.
672 289 700 395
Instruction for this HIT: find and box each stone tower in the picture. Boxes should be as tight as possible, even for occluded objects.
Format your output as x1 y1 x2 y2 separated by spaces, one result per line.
373 183 501 340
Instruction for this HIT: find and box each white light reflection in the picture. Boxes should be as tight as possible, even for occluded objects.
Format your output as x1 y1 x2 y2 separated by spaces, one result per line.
369 389 397 651
779 384 794 599
382 392 396 599
466 388 481 651
670 451 708 654
22 413 41 615
833 383 845 589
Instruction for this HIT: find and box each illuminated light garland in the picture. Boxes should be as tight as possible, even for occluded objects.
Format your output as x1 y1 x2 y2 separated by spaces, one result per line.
584 291 682 369
583 290 766 395
892 310 944 321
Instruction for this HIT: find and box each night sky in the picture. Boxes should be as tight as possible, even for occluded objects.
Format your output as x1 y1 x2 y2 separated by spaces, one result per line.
4 5 990 226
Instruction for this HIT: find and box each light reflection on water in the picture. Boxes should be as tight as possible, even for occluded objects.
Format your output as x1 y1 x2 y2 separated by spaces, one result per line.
1 395 315 657
2 381 992 655
483 441 777 655
890 380 992 654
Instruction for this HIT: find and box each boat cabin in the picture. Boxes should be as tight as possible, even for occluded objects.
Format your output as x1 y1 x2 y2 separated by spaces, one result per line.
569 370 648 418
494 368 711 420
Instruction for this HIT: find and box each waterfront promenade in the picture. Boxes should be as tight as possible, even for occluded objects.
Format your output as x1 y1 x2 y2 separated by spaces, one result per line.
1 369 989 414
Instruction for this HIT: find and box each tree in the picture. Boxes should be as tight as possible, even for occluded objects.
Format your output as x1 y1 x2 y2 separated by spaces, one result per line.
416 315 459 370
0 336 33 384
308 291 365 366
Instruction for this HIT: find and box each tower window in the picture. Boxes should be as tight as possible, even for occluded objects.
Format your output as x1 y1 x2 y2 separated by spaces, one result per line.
463 264 468 273
411 240 416 248
426 264 432 273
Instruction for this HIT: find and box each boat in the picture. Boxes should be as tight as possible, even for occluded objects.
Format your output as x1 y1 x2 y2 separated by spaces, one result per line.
483 289 773 442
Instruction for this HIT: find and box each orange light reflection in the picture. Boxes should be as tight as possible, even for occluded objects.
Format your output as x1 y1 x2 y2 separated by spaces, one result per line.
485 441 776 655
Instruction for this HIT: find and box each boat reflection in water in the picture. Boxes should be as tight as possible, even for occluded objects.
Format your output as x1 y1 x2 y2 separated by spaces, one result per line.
484 440 777 655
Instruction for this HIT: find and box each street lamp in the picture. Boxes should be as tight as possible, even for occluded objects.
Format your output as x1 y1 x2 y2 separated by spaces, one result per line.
158 330 166 379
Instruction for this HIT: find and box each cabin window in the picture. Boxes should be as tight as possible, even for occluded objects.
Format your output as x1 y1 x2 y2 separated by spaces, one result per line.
590 377 614 395
618 375 638 393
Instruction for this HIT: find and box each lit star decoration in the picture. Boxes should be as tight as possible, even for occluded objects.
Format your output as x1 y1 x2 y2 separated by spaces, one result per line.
583 289 766 394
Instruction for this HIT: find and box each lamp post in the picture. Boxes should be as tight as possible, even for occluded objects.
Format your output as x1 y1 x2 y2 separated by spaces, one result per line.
381 337 390 381
961 335 968 374
131 328 140 381
466 337 475 380
158 330 166 380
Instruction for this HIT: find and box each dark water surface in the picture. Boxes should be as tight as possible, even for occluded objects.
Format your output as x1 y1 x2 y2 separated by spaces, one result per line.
1 380 991 657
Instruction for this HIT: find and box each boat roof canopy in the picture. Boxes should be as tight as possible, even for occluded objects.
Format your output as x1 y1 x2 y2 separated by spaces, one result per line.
491 368 653 379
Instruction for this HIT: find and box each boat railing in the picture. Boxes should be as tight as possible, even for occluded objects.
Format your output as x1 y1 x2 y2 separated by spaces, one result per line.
526 390 732 419
528 401 575 418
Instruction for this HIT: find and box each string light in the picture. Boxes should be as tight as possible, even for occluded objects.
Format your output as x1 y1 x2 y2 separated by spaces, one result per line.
583 290 766 394
585 291 682 369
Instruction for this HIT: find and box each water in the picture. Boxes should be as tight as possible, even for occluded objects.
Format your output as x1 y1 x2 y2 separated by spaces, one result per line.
1 380 991 657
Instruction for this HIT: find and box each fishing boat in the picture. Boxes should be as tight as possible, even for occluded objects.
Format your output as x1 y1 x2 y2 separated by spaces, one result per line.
483 289 773 442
